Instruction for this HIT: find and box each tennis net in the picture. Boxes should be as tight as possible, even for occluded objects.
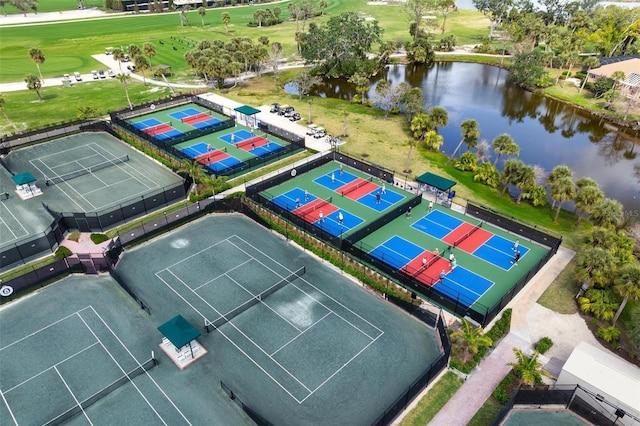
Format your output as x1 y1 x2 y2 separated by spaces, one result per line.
46 155 130 184
44 357 157 426
206 266 306 331
296 196 332 216
341 176 373 197
454 222 483 247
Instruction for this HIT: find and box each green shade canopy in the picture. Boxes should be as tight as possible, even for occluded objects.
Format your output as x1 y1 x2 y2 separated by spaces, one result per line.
12 172 37 186
416 172 456 192
234 105 261 115
157 315 201 348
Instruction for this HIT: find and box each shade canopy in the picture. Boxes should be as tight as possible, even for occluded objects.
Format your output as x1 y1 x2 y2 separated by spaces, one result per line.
157 315 201 348
12 172 37 186
416 172 456 192
234 105 261 115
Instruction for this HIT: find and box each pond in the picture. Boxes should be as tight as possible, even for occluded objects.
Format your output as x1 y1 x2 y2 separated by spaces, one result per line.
285 62 640 211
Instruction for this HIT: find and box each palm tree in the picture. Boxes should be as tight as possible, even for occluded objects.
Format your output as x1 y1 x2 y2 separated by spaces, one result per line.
77 105 98 119
612 264 640 325
410 113 432 143
611 70 626 90
112 48 125 71
579 288 618 321
134 55 150 86
0 93 19 131
473 162 500 188
128 44 141 59
221 12 231 34
270 42 283 77
590 198 624 229
507 348 552 387
348 73 370 105
202 174 227 196
449 119 480 162
575 247 616 288
28 48 45 82
143 42 156 67
341 110 349 137
515 164 536 203
451 319 493 364
546 165 573 210
116 73 133 109
574 178 604 224
427 106 448 133
492 133 514 166
177 159 206 195
550 176 576 222
584 227 618 251
24 74 42 101
579 56 600 93
424 130 444 151
198 6 206 27
500 159 523 196
405 137 417 171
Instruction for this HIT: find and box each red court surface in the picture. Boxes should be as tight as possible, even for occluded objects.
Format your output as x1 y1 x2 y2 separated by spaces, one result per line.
183 113 212 124
454 227 493 252
196 150 229 165
237 136 268 150
402 251 451 286
143 123 172 135
293 199 338 222
340 179 378 200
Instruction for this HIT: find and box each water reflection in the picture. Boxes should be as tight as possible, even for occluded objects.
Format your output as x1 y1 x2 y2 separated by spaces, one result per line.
286 63 640 209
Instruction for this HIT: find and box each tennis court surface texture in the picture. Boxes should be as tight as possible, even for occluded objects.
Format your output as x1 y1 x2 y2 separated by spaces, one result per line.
1 215 441 425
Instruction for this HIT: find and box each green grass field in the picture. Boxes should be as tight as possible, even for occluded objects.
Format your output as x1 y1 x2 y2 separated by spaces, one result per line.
0 0 93 14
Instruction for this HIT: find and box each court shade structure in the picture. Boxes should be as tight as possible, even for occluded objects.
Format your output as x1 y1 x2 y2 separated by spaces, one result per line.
158 315 201 357
11 172 37 186
416 172 456 193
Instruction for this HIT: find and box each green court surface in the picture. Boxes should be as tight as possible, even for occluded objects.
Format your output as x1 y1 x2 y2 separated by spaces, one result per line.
502 409 590 425
0 276 253 426
125 103 228 136
355 202 550 313
115 215 441 425
1 132 182 216
260 161 413 239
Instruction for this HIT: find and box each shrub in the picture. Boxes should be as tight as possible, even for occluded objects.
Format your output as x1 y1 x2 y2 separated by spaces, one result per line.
535 336 553 354
596 326 620 343
55 246 73 260
90 233 109 245
68 231 81 242
486 308 512 342
492 374 514 404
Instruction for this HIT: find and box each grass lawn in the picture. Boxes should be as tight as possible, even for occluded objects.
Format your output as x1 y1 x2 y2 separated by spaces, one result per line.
538 257 581 314
467 396 504 426
0 0 89 14
398 371 463 426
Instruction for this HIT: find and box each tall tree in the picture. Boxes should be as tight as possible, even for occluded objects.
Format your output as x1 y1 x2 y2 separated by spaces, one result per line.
143 42 156 67
134 55 150 85
508 51 547 87
491 133 514 166
578 57 599 93
269 42 283 77
450 119 480 162
550 176 576 222
507 348 552 387
612 264 640 325
348 72 370 105
291 71 321 100
177 159 206 195
198 6 206 27
473 0 513 39
112 47 125 71
404 0 431 40
427 106 448 133
435 0 457 34
0 93 19 131
451 319 493 364
116 73 133 110
514 164 536 203
221 12 231 34
574 177 604 224
500 158 523 196
128 44 141 59
575 247 617 288
24 74 42 101
590 198 624 230
28 48 45 82
546 165 573 209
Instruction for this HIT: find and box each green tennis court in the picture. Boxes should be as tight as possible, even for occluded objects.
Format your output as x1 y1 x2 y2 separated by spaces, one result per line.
115 215 442 425
2 132 182 214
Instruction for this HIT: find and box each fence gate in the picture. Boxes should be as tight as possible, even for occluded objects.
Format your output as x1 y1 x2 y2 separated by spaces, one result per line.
77 253 98 275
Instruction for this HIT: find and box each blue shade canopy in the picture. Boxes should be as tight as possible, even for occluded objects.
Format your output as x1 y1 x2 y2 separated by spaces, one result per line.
12 172 37 185
157 315 201 348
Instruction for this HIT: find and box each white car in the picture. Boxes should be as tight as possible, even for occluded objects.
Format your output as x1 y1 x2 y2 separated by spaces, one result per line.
306 124 318 136
91 70 99 80
107 69 116 78
74 72 82 81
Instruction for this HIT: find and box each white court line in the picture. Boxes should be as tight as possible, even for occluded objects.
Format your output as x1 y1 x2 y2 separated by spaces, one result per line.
159 239 232 272
371 239 413 265
76 311 168 425
0 202 30 239
54 365 93 425
192 258 252 292
83 306 190 424
270 312 332 357
0 390 18 426
30 158 96 210
155 269 310 403
87 144 155 189
472 244 514 271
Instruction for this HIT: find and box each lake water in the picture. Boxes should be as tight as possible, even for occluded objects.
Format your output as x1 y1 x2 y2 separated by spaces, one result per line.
286 63 640 211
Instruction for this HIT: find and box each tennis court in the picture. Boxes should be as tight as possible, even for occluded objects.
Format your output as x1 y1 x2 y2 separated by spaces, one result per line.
355 203 550 312
2 132 182 214
116 215 441 425
261 162 413 238
0 276 252 425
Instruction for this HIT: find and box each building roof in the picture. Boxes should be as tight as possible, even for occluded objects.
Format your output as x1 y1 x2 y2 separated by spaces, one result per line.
157 315 200 349
416 172 456 192
234 105 261 115
590 58 640 83
561 341 640 415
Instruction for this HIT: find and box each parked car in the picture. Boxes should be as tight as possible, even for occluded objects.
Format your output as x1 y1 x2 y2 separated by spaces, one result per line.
123 54 130 62
107 69 116 78
277 104 289 116
91 70 99 80
74 72 82 81
127 64 136 71
306 124 318 135
313 127 327 138
289 112 301 122
283 106 295 117
62 73 72 81
98 69 106 79
269 102 280 113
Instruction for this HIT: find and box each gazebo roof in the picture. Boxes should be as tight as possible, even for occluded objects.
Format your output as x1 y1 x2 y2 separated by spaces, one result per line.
12 172 37 186
157 315 201 348
416 172 456 192
234 105 261 115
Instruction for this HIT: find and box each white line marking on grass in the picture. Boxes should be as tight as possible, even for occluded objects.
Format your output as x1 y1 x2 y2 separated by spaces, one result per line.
54 365 93 425
0 389 18 426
